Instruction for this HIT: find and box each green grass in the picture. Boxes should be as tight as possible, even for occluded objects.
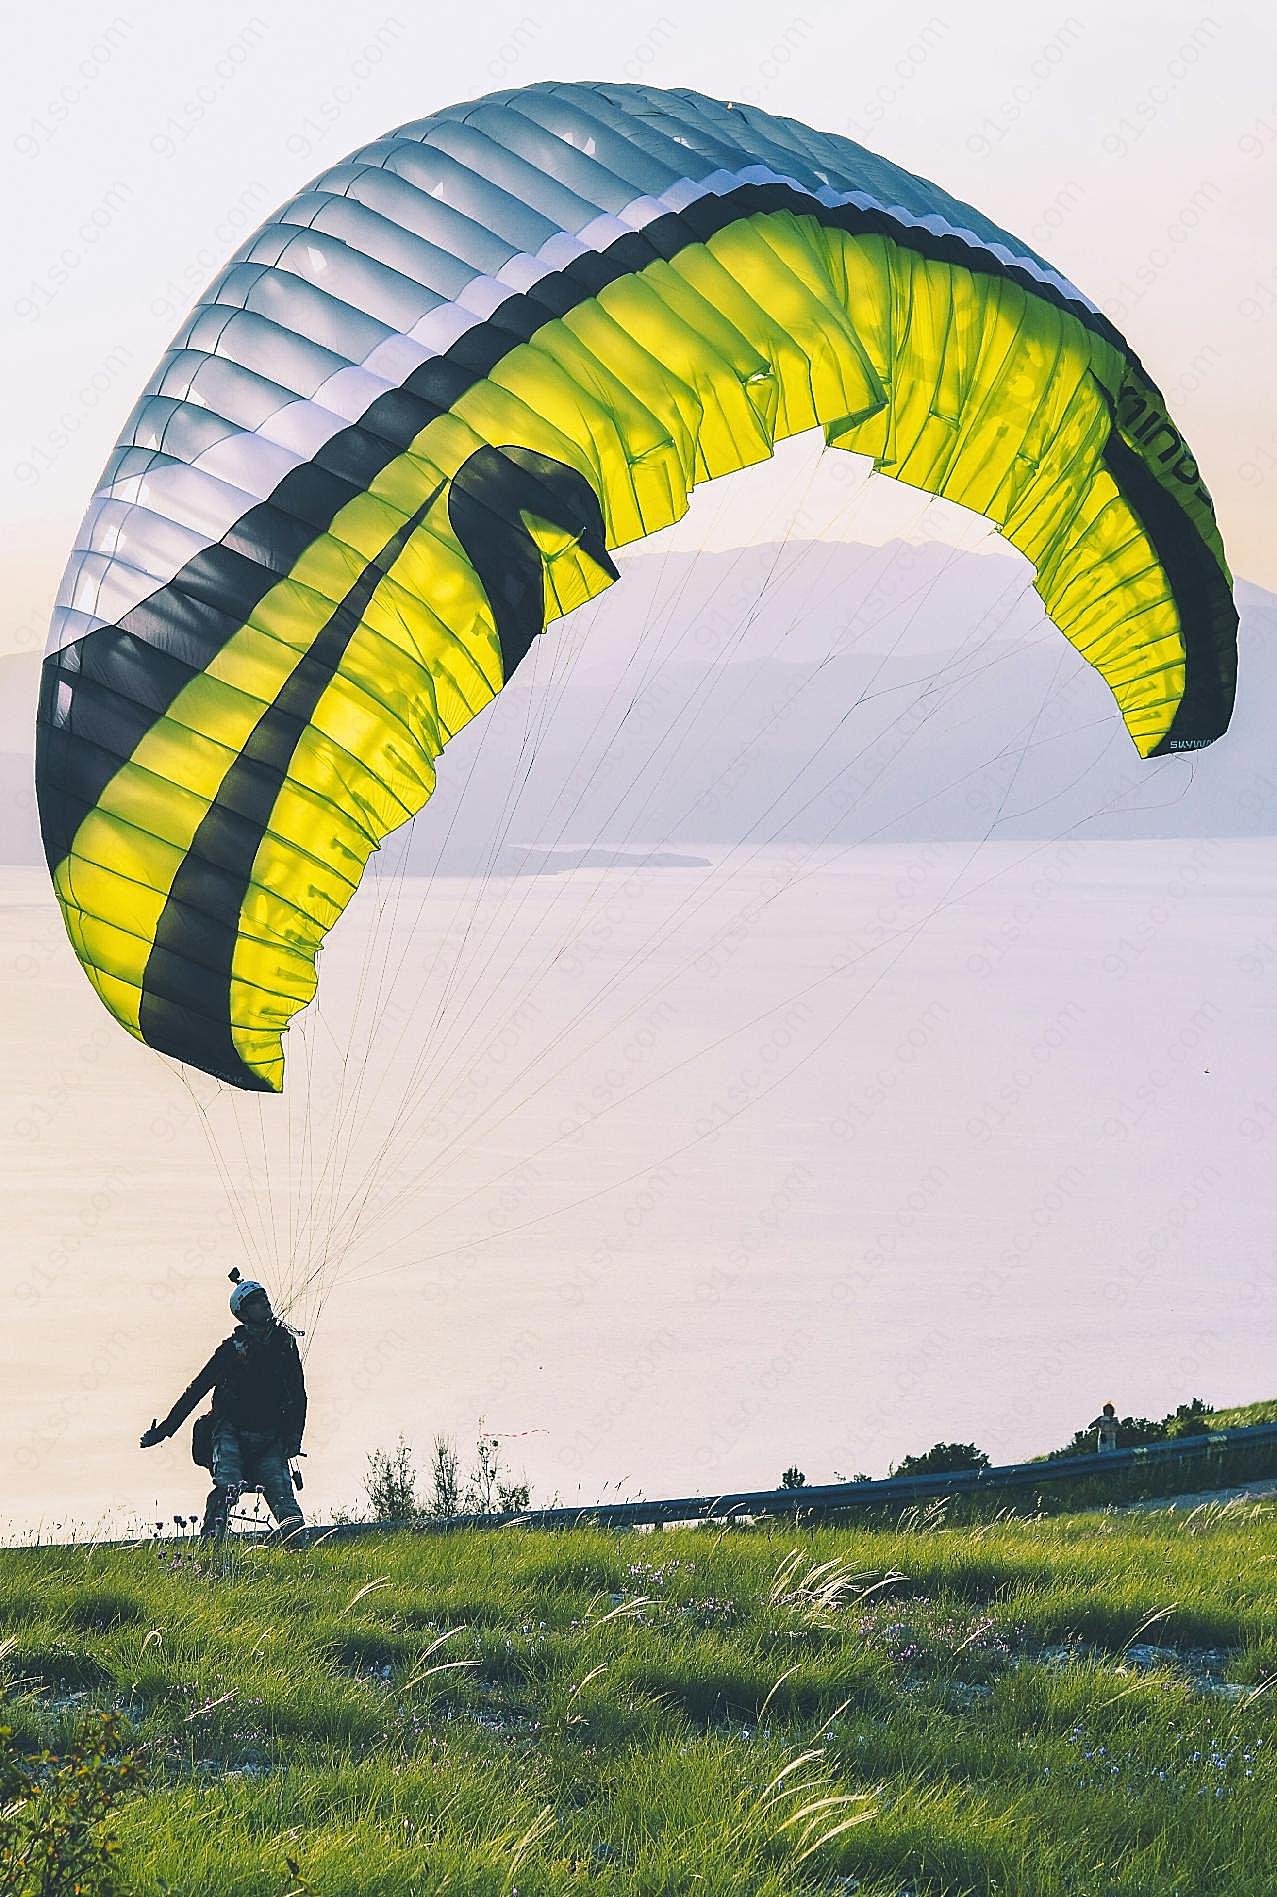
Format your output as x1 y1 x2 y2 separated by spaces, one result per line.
2 1506 1276 1894
1205 1398 1277 1430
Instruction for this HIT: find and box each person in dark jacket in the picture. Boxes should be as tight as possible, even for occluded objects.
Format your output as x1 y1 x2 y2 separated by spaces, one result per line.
140 1278 306 1539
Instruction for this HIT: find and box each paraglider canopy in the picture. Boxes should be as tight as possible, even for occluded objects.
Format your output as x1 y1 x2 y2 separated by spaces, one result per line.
36 82 1237 1094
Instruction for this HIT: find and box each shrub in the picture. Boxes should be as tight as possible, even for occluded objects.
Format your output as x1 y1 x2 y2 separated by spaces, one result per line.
891 1441 990 1477
1166 1397 1213 1438
364 1437 423 1523
463 1429 503 1515
460 1425 532 1514
429 1434 461 1518
0 1709 144 1895
361 1427 533 1524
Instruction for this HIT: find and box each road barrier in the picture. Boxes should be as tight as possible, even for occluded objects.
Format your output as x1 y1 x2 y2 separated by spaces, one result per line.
313 1419 1277 1542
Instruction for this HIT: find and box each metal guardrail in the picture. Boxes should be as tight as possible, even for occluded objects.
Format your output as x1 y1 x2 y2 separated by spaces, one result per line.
19 1421 1274 1551
312 1419 1277 1542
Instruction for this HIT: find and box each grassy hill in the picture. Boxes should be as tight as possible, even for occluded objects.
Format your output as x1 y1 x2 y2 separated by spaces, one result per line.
1205 1399 1277 1431
2 1506 1275 1895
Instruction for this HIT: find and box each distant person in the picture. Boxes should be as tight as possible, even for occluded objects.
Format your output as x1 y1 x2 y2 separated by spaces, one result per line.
1090 1402 1119 1455
139 1276 307 1540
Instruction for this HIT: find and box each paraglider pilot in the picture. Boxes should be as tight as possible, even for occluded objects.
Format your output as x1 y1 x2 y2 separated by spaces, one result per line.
139 1274 306 1539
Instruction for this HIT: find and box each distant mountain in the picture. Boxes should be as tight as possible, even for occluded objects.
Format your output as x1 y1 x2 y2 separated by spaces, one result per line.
389 548 1276 862
3 547 1272 870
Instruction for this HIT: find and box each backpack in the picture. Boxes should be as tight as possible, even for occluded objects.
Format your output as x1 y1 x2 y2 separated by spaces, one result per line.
191 1411 215 1470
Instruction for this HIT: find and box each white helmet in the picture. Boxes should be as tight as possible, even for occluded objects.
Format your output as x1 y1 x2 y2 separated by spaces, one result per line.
229 1278 269 1317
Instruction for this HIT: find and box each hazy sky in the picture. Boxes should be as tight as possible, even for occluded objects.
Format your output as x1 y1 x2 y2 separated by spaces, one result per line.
5 7 1277 1527
5 0 1276 679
